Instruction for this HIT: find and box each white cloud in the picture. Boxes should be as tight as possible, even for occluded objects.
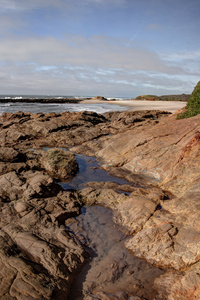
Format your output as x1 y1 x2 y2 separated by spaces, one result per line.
0 58 197 96
161 50 200 75
35 66 57 71
0 0 198 96
0 33 198 96
162 50 200 61
0 35 189 75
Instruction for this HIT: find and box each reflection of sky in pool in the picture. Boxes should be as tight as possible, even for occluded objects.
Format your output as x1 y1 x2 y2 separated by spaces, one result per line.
60 153 131 190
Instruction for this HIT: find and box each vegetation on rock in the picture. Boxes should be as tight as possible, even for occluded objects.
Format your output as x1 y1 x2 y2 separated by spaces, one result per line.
177 81 200 119
42 148 78 180
159 94 190 101
135 94 190 101
135 95 161 101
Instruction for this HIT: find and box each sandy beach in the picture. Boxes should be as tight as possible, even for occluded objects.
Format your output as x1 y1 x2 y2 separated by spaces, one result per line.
82 99 187 113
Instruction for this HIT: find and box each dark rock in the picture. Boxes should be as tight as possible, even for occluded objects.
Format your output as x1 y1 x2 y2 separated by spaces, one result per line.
91 96 108 101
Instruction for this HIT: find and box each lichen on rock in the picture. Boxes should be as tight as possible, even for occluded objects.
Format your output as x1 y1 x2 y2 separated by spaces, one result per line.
41 148 79 180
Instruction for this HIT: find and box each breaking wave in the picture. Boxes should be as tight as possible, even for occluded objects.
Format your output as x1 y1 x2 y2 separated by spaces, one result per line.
0 102 128 115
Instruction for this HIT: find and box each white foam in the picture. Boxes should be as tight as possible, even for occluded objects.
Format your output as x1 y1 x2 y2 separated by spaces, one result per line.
0 102 128 115
2 103 11 107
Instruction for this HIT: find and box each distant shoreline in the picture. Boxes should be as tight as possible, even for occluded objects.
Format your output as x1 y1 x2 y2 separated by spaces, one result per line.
0 98 87 104
0 93 190 104
81 99 187 113
0 97 187 113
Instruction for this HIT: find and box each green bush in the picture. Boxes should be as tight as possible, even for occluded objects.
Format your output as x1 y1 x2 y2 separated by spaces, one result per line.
135 95 161 100
177 81 200 119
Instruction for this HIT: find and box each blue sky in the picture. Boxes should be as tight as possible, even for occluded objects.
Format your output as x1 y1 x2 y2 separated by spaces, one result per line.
0 0 199 97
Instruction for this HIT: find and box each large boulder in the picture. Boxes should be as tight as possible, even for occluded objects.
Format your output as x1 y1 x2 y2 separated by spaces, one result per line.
41 148 78 180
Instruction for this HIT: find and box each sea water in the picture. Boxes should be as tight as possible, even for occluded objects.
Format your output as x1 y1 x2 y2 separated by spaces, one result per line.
0 102 128 115
0 95 129 115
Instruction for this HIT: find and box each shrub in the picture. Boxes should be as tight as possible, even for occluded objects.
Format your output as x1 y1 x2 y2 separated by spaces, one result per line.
177 81 200 119
135 95 161 101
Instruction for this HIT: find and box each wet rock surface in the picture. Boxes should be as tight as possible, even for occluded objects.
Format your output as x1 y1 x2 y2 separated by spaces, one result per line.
67 206 164 300
0 109 199 299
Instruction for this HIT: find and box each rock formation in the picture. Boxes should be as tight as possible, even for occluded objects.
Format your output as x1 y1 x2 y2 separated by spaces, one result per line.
91 96 108 101
41 148 78 180
0 108 199 299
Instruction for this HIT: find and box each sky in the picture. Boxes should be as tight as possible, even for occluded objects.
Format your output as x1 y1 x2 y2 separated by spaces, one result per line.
0 0 199 97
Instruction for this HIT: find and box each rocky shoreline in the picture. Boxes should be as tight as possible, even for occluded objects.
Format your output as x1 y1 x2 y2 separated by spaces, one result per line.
0 98 88 104
0 94 190 103
0 108 200 299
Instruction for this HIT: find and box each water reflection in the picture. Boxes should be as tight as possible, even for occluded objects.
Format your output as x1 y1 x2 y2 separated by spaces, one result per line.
60 154 131 190
68 205 164 299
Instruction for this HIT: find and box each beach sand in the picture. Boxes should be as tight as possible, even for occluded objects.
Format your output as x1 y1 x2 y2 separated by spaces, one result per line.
81 99 187 113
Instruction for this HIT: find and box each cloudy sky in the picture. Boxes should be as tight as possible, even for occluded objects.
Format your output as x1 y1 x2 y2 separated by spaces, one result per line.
0 0 199 97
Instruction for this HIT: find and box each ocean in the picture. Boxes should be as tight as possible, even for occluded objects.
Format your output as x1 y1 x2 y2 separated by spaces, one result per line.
0 95 129 115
